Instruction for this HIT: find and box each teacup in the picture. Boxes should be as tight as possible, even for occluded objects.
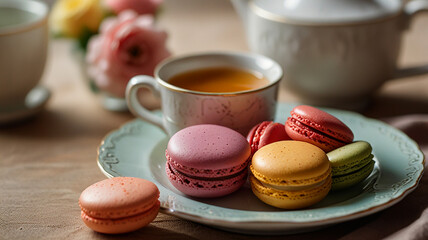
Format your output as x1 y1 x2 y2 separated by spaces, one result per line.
0 0 48 111
126 52 283 136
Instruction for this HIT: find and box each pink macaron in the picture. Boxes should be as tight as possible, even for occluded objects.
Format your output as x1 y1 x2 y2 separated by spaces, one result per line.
79 177 160 234
285 105 354 152
246 121 290 155
165 124 251 198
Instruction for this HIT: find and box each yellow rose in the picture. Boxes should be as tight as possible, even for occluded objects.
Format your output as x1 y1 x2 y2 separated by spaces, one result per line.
50 0 105 38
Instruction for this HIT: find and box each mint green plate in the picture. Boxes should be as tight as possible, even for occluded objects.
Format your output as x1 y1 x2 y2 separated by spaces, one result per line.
97 103 425 234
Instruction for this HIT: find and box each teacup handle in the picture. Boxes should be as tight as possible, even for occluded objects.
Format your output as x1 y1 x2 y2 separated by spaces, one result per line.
126 75 166 133
394 0 428 78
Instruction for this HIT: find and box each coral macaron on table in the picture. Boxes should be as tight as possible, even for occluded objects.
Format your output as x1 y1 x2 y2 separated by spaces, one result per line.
79 177 160 234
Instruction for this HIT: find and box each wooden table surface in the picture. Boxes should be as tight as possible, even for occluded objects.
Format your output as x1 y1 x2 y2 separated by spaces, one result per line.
1 1 428 239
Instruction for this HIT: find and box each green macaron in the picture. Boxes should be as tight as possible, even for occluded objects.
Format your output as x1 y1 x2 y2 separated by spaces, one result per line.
327 141 375 191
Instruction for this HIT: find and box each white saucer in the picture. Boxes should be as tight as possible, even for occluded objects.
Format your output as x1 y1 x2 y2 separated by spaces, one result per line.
0 85 51 124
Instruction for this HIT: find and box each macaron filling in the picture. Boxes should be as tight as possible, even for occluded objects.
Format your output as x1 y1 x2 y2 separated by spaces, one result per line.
165 150 249 178
79 196 159 220
332 154 374 176
81 201 160 234
166 160 248 189
260 177 329 192
332 160 375 190
81 200 160 222
250 164 331 186
250 175 332 199
287 117 348 145
290 109 353 143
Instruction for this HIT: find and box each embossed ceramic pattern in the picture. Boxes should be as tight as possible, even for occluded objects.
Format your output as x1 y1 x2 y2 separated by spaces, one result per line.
159 83 278 136
98 103 425 234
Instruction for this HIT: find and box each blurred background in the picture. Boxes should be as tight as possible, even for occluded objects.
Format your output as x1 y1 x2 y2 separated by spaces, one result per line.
1 1 428 239
39 0 428 117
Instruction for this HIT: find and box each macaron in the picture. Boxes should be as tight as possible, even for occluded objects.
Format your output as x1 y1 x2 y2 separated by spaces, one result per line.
327 141 375 191
246 121 290 155
165 124 251 198
285 105 354 152
250 140 332 209
79 177 160 234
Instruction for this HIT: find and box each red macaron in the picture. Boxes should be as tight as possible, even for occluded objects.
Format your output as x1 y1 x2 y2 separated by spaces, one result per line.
247 121 290 155
285 105 354 152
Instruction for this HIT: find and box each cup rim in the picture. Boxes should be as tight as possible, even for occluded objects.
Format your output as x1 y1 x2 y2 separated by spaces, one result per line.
154 51 284 96
0 0 48 36
249 0 403 27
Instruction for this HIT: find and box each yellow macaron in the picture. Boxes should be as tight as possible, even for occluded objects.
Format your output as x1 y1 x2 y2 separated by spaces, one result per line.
250 140 332 209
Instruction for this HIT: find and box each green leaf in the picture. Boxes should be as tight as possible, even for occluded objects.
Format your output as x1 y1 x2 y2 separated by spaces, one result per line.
76 27 98 52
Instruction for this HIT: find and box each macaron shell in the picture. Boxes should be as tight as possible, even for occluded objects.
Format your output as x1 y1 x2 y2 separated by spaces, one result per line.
258 122 290 150
250 174 332 209
327 141 373 175
332 160 375 191
251 141 330 185
247 121 290 154
166 161 247 198
79 177 159 219
167 124 251 172
290 105 354 143
246 121 265 151
285 118 345 152
81 201 160 234
332 154 373 176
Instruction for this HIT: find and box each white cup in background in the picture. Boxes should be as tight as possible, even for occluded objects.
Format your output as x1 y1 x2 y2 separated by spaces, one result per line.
0 0 49 111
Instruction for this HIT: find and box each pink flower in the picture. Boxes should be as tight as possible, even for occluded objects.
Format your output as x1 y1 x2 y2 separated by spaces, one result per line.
86 11 170 97
105 0 162 15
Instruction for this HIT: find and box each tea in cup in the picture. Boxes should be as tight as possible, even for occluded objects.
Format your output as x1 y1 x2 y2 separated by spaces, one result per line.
0 0 49 111
126 52 283 136
167 67 269 93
